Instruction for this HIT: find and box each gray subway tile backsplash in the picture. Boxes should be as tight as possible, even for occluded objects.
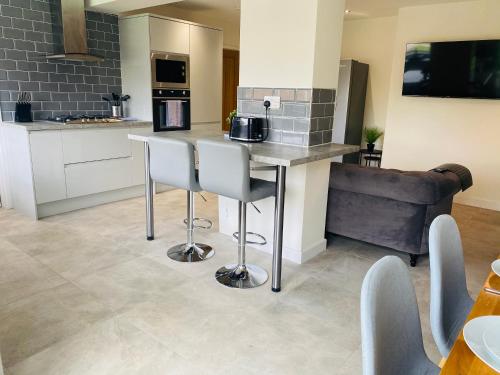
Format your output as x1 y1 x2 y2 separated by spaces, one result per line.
0 2 121 121
282 103 309 118
271 117 294 131
237 86 336 147
282 132 305 146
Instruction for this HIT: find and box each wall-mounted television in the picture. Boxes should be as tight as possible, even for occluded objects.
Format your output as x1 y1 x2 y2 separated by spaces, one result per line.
402 40 500 99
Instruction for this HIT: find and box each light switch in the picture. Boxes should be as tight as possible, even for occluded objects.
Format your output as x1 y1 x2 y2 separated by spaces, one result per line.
264 96 281 110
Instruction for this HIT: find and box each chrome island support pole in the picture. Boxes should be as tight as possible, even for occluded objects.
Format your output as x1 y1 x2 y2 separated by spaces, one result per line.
144 142 154 241
272 165 286 292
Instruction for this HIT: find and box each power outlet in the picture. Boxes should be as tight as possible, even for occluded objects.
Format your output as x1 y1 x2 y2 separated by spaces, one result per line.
264 96 281 110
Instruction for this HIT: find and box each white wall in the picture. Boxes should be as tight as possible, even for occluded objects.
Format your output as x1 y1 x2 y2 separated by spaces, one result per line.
312 0 345 88
239 0 318 88
341 16 397 147
382 0 500 210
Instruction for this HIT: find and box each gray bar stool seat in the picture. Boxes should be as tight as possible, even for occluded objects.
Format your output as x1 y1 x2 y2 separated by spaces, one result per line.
197 139 275 289
148 136 214 262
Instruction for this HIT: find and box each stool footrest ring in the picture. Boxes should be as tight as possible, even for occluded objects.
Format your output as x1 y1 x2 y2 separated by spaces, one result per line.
183 217 213 229
232 231 267 246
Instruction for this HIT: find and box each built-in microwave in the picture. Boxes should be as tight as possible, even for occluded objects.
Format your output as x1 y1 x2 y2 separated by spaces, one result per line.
151 52 190 89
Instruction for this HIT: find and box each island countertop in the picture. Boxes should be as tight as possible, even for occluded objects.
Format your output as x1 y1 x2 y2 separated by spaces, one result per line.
129 128 359 167
1 120 152 132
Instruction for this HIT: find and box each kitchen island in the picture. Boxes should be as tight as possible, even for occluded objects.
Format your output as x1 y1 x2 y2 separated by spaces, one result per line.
129 127 359 292
0 120 152 219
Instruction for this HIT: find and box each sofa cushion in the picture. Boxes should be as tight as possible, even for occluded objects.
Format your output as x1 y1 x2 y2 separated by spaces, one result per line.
329 163 461 205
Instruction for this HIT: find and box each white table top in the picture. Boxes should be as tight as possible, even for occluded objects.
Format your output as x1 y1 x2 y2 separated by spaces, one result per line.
129 128 359 167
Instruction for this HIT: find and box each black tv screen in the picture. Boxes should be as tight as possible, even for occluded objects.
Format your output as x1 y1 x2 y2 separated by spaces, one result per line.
402 40 500 99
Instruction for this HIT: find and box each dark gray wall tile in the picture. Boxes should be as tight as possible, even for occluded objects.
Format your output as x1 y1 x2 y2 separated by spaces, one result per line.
8 70 29 81
308 132 323 146
319 89 334 103
311 103 325 117
0 7 121 119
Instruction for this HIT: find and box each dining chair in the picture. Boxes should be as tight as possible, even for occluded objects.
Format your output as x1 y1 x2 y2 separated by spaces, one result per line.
361 256 440 375
429 214 473 358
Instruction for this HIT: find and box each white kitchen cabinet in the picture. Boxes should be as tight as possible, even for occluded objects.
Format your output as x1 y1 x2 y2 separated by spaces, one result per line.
189 24 223 124
61 128 132 164
30 131 67 204
65 157 134 198
149 17 189 54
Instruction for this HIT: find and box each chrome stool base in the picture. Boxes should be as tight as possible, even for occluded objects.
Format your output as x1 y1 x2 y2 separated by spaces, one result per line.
167 243 214 262
215 264 268 289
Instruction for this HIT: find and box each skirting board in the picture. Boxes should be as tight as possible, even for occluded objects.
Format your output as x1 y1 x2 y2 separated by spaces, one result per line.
37 184 174 219
454 196 500 212
245 236 327 264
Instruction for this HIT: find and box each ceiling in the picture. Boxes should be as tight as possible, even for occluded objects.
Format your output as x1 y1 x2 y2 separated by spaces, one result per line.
344 0 479 18
162 0 479 19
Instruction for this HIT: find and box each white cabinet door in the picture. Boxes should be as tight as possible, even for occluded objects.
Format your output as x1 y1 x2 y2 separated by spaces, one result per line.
61 128 132 164
149 17 189 54
65 158 133 198
30 131 67 204
189 25 223 124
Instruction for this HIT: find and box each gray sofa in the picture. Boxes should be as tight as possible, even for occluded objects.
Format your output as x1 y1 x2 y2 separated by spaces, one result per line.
326 162 472 266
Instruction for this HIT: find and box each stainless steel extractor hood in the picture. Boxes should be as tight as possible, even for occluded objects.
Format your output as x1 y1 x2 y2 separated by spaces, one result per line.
46 0 103 62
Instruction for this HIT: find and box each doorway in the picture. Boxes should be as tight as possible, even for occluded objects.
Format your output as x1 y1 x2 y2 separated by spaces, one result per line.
222 49 239 131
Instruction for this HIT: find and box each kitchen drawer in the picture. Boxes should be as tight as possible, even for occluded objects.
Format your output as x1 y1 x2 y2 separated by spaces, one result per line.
61 128 132 164
65 158 133 198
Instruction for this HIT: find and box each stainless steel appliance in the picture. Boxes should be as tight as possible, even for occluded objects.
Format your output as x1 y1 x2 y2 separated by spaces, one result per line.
47 114 122 124
151 52 190 89
152 89 191 132
229 117 264 142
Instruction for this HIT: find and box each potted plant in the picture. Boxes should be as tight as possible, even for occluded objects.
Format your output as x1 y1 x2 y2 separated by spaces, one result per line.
226 109 237 127
363 127 384 152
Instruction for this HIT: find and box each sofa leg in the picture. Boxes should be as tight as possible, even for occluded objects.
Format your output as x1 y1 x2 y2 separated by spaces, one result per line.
409 254 419 267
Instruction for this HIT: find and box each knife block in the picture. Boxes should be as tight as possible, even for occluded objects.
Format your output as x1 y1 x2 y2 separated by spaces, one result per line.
15 103 33 122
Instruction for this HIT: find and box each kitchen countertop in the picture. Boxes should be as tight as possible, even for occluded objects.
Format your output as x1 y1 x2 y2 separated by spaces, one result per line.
0 120 152 132
129 128 359 167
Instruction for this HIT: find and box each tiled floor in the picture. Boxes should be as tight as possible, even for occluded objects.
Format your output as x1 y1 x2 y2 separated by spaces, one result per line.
0 190 498 374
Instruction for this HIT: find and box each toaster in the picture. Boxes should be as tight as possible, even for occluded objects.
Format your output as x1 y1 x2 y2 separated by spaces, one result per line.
229 116 264 142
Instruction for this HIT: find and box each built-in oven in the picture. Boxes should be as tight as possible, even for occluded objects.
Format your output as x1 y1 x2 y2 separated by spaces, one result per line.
152 89 191 132
151 52 189 89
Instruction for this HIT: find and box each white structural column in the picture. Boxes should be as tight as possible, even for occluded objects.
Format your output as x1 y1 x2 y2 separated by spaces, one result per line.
219 0 346 264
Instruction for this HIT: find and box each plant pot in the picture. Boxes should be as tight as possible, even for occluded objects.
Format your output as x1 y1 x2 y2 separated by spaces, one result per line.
367 143 375 152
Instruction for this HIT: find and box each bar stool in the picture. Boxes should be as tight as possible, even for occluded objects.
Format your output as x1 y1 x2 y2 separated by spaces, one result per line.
148 136 214 262
197 139 276 288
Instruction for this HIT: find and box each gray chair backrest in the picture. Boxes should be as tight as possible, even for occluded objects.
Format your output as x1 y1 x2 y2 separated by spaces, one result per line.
429 214 473 357
148 136 199 191
197 139 250 202
361 256 438 375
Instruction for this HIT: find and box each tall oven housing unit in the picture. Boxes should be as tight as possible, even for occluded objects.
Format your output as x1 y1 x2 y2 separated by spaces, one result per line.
119 14 223 130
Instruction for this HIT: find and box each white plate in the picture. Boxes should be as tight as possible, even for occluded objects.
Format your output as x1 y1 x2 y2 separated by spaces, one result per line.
464 316 500 372
483 321 500 362
492 259 500 277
